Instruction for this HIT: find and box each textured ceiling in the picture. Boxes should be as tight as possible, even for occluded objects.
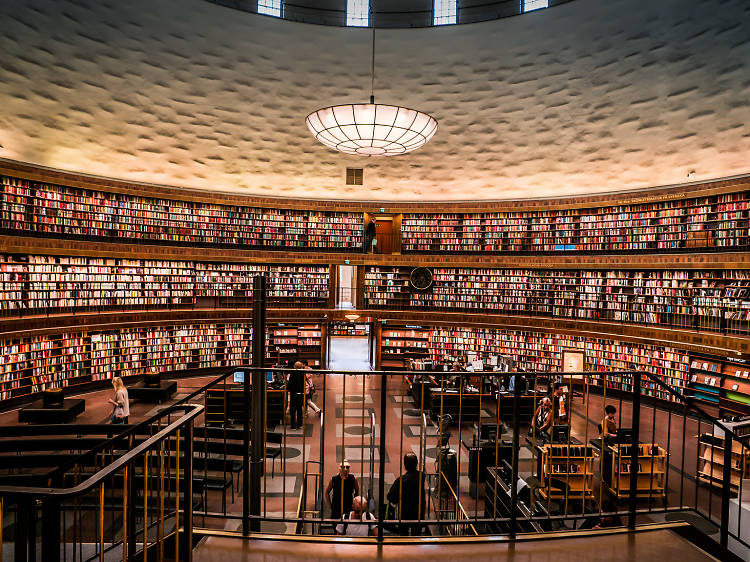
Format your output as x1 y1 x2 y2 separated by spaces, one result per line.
0 0 748 201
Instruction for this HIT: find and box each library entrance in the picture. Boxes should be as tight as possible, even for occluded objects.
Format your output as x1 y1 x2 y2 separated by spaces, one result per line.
328 322 372 371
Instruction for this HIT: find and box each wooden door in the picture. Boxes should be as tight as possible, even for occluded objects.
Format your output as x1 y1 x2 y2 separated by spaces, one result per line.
374 219 393 254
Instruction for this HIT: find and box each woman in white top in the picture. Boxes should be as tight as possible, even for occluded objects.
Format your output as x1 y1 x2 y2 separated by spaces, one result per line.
108 376 130 424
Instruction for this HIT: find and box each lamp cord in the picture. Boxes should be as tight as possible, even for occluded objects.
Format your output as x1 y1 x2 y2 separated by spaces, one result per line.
370 11 375 104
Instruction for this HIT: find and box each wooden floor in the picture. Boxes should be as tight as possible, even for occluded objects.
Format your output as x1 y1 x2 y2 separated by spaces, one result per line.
192 528 717 561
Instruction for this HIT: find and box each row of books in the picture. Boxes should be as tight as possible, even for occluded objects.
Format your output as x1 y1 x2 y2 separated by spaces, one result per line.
0 322 343 397
0 255 330 313
401 194 750 252
364 267 750 334
381 325 689 400
0 176 363 249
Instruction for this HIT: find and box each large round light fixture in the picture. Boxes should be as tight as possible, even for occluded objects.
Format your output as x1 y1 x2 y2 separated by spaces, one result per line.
306 103 438 156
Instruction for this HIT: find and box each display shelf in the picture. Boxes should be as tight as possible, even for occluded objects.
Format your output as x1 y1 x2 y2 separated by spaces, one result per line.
604 444 666 499
539 444 596 500
330 324 368 336
688 356 750 416
697 425 750 492
1 174 363 251
364 266 750 336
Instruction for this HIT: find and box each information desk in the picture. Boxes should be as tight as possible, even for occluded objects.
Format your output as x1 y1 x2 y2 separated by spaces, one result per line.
205 387 285 426
602 443 666 499
128 380 178 403
18 399 85 424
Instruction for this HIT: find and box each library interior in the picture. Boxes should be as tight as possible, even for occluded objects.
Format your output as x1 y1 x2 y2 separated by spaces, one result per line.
0 0 749 560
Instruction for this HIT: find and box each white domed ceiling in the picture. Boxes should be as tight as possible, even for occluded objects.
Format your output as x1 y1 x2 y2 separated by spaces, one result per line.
0 0 748 201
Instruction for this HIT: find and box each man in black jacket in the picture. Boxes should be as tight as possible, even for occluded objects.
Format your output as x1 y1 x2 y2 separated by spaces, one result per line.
287 361 306 430
386 452 426 535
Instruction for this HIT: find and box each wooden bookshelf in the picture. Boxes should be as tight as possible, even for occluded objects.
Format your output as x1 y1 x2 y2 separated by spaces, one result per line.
0 254 329 315
604 444 666 499
539 444 596 500
0 322 256 402
377 324 690 402
698 428 750 492
380 327 429 370
364 266 750 336
0 175 363 252
267 324 323 368
401 192 750 254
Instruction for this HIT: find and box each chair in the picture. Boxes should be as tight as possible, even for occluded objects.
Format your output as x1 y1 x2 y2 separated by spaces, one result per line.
265 432 283 477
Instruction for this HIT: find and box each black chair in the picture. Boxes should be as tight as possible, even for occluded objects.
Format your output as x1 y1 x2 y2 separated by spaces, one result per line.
265 432 283 477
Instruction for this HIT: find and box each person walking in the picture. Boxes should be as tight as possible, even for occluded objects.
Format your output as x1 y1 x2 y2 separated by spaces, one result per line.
288 362 306 430
108 376 130 424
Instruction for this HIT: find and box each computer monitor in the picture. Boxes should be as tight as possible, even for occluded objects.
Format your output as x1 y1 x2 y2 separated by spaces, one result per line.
476 422 499 442
616 428 633 443
551 425 570 444
232 371 244 384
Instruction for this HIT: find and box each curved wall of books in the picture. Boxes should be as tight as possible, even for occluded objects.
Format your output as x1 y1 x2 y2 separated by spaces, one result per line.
1 161 749 415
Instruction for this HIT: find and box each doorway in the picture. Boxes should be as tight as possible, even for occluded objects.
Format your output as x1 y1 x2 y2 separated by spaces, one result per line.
337 265 356 309
328 332 371 371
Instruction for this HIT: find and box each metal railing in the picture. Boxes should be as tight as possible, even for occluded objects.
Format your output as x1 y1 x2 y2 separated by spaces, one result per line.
0 403 202 562
0 365 746 558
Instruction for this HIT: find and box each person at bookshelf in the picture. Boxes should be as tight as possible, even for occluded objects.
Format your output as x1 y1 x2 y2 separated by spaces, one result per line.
325 460 359 520
365 219 377 254
601 405 618 442
302 360 321 416
387 452 427 536
108 376 130 424
550 382 568 424
531 397 553 440
335 495 376 536
287 362 306 430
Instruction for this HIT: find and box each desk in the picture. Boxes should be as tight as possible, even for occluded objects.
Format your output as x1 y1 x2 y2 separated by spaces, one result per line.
19 399 85 424
128 380 177 403
409 375 436 410
461 438 512 483
205 387 285 426
428 389 493 422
